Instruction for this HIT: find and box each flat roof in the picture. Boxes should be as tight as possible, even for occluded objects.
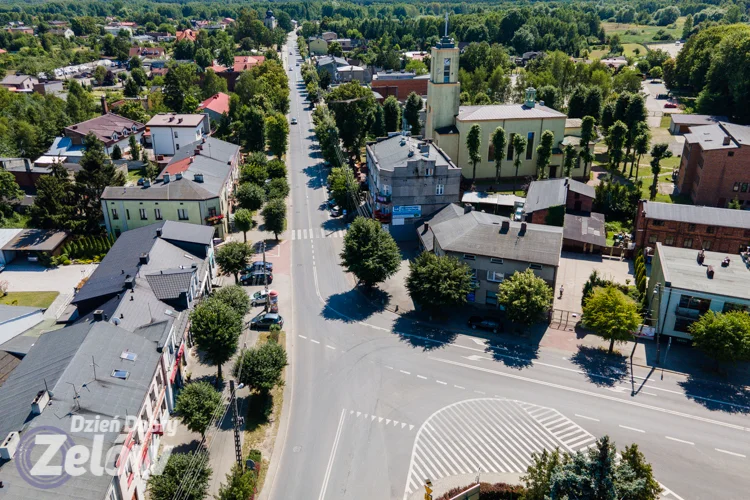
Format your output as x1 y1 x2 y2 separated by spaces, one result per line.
367 135 457 172
671 114 728 125
458 103 566 122
2 229 68 252
461 191 525 207
146 113 206 127
657 243 750 301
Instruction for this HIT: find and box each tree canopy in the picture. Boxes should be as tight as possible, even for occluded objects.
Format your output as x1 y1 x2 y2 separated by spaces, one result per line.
406 252 474 311
174 381 223 437
582 285 641 353
340 216 401 288
497 270 552 326
190 298 242 381
689 310 750 365
234 341 287 393
216 241 253 283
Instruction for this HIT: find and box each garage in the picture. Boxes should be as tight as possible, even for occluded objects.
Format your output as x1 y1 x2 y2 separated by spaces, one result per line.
0 229 23 267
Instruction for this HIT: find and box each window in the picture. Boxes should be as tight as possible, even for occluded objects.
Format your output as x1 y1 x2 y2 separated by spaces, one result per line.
174 131 179 138
529 263 543 270
424 168 433 176
208 207 217 217
526 132 534 160
114 229 121 237
723 302 748 313
178 209 189 220
176 144 180 150
687 224 696 231
648 235 658 244
154 208 162 220
126 209 130 220
139 208 147 220
111 370 129 380
652 219 665 226
443 57 451 83
112 208 119 220
734 182 740 192
706 226 716 234
463 254 476 260
487 270 505 282
507 134 515 161
486 290 498 305
743 183 748 193
678 295 711 313
488 143 495 162
703 240 712 250
683 238 693 248
729 151 735 157
436 184 444 195
665 235 674 245
490 258 503 264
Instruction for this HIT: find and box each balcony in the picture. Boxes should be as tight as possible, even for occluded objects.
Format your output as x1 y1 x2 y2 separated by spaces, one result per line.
205 214 224 226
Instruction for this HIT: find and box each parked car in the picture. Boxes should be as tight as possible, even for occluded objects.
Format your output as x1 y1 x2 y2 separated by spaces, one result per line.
467 316 502 333
250 289 270 307
664 102 678 109
330 205 342 217
291 117 298 125
240 270 273 285
250 312 284 330
247 261 273 272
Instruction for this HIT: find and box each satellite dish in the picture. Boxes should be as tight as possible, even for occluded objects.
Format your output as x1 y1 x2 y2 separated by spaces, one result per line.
112 317 121 325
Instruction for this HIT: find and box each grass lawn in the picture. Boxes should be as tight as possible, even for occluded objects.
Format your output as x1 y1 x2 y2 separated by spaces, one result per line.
242 331 286 494
659 115 672 128
0 214 30 229
589 48 609 60
601 17 686 44
622 43 648 57
0 291 60 308
126 170 142 186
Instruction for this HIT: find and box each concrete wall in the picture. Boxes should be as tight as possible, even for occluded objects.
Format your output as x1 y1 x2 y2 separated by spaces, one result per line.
151 125 203 156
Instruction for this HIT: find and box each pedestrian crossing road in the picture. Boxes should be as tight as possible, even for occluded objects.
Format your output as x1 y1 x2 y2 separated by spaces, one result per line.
403 398 596 498
290 228 347 240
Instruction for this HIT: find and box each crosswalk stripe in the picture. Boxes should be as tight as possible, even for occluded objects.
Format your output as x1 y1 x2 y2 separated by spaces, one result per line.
302 229 307 239
443 406 505 473
291 230 296 240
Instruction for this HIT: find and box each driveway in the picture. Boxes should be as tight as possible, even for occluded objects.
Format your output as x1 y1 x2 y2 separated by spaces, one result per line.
1 262 97 293
554 251 634 313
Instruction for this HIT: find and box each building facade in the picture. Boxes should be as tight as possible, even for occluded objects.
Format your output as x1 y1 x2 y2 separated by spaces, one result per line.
146 113 210 156
64 112 146 156
634 200 750 254
524 178 595 224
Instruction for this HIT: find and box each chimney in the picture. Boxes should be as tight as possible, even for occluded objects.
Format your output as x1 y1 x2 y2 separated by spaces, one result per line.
156 227 163 237
31 390 50 415
139 252 150 265
723 136 731 146
101 95 109 115
194 173 204 182
144 179 151 188
93 310 105 321
163 173 170 183
464 204 474 214
194 148 201 155
697 249 705 265
178 118 183 124
24 158 31 172
0 432 20 460
175 172 183 180
707 265 715 279
501 220 510 232
420 143 430 155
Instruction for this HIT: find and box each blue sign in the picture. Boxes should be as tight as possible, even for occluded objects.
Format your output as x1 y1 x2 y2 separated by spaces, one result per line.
467 292 476 303
392 205 422 218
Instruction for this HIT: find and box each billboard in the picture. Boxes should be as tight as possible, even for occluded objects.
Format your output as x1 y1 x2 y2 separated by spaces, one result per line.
392 205 422 218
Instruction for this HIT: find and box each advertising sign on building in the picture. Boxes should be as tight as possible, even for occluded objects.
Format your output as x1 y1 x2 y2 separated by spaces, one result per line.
392 205 422 218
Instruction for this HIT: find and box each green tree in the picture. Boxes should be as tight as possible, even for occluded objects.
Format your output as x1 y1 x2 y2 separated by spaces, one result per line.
383 96 401 132
216 241 253 283
583 285 641 353
129 134 140 161
404 92 422 135
29 163 78 230
213 284 251 318
535 130 554 179
497 269 552 327
147 451 211 500
689 311 750 365
340 216 401 288
216 465 257 500
194 48 213 69
234 341 287 393
236 183 265 211
327 41 343 57
563 144 578 178
123 77 140 97
578 116 596 180
240 106 266 152
682 14 693 40
118 101 149 123
190 298 242 381
326 82 376 158
406 252 473 311
200 69 228 100
111 144 123 161
371 104 386 138
232 208 254 244
75 134 126 233
491 126 508 183
649 143 672 200
523 448 565 500
511 134 527 193
466 124 482 184
174 381 223 437
261 198 287 240
266 112 289 158
631 132 650 180
620 444 663 500
729 197 742 209
537 85 560 110
328 167 359 212
130 67 148 87
241 162 268 185
607 120 628 171
266 177 290 200
163 63 200 113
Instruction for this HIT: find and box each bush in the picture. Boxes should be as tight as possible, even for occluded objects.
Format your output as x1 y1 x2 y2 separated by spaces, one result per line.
435 482 526 500
247 449 262 463
269 324 281 343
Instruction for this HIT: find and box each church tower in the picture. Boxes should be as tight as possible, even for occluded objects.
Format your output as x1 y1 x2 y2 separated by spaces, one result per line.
424 14 460 140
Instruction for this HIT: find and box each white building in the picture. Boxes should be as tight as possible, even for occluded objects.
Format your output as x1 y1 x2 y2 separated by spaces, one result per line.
146 113 210 156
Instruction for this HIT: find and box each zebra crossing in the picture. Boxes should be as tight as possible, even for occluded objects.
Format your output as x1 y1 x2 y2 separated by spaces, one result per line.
403 398 596 498
290 227 347 240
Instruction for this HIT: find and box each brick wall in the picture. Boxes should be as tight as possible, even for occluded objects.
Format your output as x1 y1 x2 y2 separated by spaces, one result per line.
371 79 428 101
677 142 750 207
565 190 593 212
527 209 548 224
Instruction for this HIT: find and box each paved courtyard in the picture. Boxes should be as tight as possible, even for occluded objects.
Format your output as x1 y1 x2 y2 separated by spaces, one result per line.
0 262 96 293
554 251 635 313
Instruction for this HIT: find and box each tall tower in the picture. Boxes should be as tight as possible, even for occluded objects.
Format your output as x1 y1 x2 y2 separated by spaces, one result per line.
424 13 460 140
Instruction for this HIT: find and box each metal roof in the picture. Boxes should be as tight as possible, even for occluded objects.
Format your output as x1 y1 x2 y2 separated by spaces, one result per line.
524 178 594 213
1 229 69 252
461 191 525 207
0 304 42 324
367 134 456 172
146 113 206 127
671 114 728 125
145 269 194 301
683 124 736 151
161 220 214 246
643 201 750 229
563 213 606 246
457 104 566 122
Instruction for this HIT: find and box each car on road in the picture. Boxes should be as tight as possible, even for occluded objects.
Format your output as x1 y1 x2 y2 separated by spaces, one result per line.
240 270 273 285
330 205 342 217
249 312 284 330
250 289 270 307
291 117 298 125
664 102 678 108
467 316 502 333
246 261 273 272
289 67 293 71
296 62 300 66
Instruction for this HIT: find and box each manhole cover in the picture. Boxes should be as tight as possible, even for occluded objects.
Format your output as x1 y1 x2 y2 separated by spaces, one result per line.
293 446 302 453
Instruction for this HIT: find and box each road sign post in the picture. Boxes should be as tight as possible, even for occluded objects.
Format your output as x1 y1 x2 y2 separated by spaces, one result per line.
424 479 433 500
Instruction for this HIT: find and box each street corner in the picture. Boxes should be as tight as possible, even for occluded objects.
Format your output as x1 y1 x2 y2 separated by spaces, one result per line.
254 238 291 275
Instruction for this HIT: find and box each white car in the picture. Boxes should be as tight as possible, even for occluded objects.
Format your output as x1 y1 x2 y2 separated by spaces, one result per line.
291 117 298 125
250 290 270 307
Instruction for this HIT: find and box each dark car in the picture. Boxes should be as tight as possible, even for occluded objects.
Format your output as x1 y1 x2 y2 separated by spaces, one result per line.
250 312 284 330
246 261 273 272
468 316 502 333
240 270 273 285
330 205 342 217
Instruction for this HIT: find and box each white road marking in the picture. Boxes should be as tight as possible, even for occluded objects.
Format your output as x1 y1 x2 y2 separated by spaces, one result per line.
400 370 411 375
298 335 307 339
326 345 336 350
574 414 600 422
619 425 646 433
319 409 346 500
474 390 486 395
386 366 394 370
303 229 307 239
665 436 694 445
436 380 447 385
716 448 746 458
454 385 465 389
310 339 320 344
417 375 428 380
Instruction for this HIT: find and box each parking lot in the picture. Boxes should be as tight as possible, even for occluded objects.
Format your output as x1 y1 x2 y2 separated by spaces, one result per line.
554 251 635 314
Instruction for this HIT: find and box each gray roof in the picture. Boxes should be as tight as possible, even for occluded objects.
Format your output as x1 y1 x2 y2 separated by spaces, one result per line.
643 201 750 229
461 191 525 208
2 229 69 252
1 74 35 85
671 114 728 125
563 212 606 246
657 243 750 301
367 135 456 172
417 204 464 252
0 304 42 323
524 178 594 213
145 269 194 301
102 176 217 200
111 278 180 331
317 55 348 67
422 204 563 266
161 220 214 246
683 124 737 151
458 104 566 122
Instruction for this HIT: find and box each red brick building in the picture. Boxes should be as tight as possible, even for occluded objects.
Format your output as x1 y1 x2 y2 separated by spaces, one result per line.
371 73 428 102
676 121 750 207
634 200 750 254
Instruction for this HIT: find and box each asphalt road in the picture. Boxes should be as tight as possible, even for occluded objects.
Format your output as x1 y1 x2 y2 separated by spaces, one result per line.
264 34 750 500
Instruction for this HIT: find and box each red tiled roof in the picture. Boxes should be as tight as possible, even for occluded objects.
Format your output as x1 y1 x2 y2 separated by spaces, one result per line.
232 55 265 72
209 63 228 73
198 93 230 115
176 29 197 42
160 156 192 177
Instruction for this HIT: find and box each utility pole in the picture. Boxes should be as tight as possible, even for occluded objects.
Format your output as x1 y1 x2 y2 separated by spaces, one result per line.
229 380 243 469
262 241 268 292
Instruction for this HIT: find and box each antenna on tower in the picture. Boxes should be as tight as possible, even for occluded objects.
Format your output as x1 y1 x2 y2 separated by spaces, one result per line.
444 12 449 37
66 382 81 412
91 355 99 381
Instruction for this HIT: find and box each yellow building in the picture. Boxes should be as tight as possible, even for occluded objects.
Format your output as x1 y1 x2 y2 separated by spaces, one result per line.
425 36 572 181
308 37 328 56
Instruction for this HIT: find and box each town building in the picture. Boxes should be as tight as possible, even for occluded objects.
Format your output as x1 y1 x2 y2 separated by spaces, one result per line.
668 114 728 135
103 23 133 36
336 65 368 83
308 37 328 55
321 31 338 42
146 113 210 156
0 304 44 351
418 204 563 306
129 46 166 60
0 74 38 91
176 29 197 42
371 71 429 102
523 178 595 224
63 112 146 157
648 243 750 340
1 228 69 264
215 55 266 90
424 35 568 181
264 9 277 30
675 121 750 207
315 55 349 80
634 200 750 254
32 80 64 96
101 137 240 238
365 134 461 239
49 27 74 39
197 92 231 122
